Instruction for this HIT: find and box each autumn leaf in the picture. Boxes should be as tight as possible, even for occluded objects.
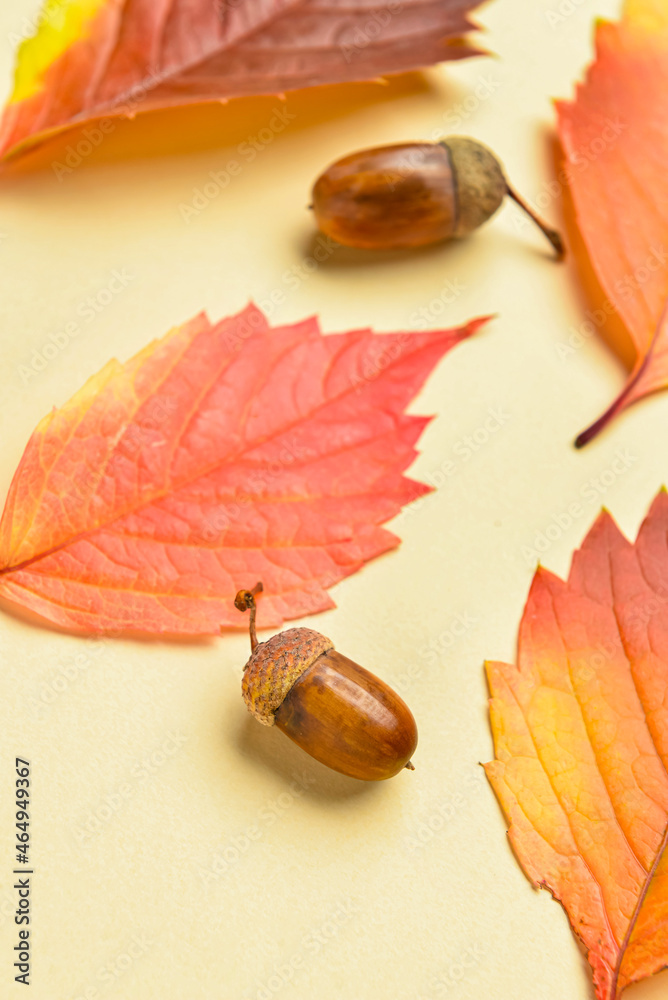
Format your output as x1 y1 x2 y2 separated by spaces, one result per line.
0 0 486 163
556 0 668 446
485 490 668 999
0 303 486 635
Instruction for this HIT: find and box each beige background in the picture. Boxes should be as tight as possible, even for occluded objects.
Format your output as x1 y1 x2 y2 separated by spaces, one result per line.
0 0 666 998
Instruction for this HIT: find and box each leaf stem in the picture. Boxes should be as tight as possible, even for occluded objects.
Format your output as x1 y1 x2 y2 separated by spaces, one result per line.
575 295 668 447
574 370 641 448
234 581 263 653
610 820 668 998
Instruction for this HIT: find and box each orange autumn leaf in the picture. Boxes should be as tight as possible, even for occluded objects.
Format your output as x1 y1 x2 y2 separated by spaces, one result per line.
556 0 668 446
0 303 486 635
0 0 486 163
485 490 668 999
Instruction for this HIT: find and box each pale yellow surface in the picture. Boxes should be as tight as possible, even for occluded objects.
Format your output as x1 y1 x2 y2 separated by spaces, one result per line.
0 1 667 999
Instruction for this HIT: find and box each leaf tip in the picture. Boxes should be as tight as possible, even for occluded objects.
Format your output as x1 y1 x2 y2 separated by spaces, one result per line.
463 314 495 339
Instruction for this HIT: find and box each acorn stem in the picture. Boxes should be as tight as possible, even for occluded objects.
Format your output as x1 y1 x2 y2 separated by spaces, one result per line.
248 601 259 652
234 581 263 653
505 184 565 258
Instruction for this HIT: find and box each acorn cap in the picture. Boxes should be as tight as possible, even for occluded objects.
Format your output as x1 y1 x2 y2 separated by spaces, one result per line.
242 627 334 726
443 136 506 237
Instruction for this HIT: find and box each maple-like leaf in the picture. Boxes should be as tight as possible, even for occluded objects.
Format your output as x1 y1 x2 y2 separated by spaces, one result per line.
556 0 668 446
0 0 486 163
485 490 668 999
0 303 486 635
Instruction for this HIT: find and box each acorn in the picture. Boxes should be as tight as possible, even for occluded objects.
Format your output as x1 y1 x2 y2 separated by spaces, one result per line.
311 136 564 256
235 583 417 781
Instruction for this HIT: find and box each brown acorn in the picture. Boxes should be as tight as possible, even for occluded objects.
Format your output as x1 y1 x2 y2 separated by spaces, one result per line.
235 583 417 781
311 136 564 256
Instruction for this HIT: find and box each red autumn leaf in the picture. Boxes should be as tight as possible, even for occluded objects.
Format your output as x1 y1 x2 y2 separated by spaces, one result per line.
485 490 668 999
0 303 486 635
0 0 487 163
556 0 668 446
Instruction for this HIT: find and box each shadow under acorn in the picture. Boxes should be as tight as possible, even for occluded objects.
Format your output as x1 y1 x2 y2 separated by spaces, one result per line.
233 714 388 802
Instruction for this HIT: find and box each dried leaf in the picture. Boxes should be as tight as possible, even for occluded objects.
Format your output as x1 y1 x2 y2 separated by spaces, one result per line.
0 303 486 634
556 0 668 446
0 0 486 162
485 490 668 999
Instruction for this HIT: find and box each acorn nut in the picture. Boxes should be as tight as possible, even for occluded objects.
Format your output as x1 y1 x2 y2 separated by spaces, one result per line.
235 583 417 781
311 136 564 256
